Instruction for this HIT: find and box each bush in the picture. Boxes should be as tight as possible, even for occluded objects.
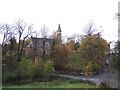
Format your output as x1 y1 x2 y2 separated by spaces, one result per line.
100 81 111 88
3 71 17 82
33 58 43 78
69 79 83 84
84 61 92 76
111 55 120 69
93 62 101 73
27 60 34 77
18 57 29 76
65 52 85 71
43 60 54 76
84 61 101 76
18 57 35 78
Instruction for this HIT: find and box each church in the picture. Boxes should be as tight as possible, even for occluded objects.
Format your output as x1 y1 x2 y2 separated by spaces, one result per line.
25 24 62 59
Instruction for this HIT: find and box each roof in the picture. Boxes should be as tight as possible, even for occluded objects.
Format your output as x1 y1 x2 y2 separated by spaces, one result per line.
31 37 54 48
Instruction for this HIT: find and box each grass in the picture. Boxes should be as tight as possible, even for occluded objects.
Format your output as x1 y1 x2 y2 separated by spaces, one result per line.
2 79 100 89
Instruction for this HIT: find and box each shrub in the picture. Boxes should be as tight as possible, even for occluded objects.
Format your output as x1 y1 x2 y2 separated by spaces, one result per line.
111 55 120 69
43 60 54 76
37 58 43 70
33 58 43 78
18 57 29 76
93 62 101 73
3 71 17 82
65 52 85 71
84 61 96 76
18 57 35 78
69 79 83 84
100 81 111 88
27 60 34 77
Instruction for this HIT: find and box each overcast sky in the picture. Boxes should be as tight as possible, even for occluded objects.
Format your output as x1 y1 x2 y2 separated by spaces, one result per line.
0 0 119 45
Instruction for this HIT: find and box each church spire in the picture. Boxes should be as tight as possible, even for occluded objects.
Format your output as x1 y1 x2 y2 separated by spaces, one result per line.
55 24 62 44
58 24 61 32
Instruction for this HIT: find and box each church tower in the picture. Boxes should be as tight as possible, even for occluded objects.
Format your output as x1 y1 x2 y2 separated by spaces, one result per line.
56 24 62 44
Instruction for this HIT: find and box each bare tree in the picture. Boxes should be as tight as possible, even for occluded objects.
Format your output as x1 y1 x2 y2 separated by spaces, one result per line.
40 25 49 38
15 19 33 62
84 20 97 36
49 30 57 39
83 20 103 37
0 24 17 46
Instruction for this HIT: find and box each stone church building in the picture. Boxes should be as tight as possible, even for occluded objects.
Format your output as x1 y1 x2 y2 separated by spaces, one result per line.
25 24 62 59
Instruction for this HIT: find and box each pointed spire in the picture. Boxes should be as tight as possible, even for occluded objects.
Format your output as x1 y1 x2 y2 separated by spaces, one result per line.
58 24 61 32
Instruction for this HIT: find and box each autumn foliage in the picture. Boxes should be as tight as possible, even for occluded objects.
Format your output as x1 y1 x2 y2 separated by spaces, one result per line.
79 34 108 75
79 35 108 61
52 44 72 70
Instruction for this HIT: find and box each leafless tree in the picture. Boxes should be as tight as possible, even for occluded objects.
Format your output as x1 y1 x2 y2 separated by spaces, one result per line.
83 20 103 37
40 25 49 38
15 19 33 62
49 30 57 39
0 24 17 46
83 20 97 36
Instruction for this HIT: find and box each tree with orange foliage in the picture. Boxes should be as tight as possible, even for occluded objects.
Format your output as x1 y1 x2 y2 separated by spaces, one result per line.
79 34 108 61
52 44 72 70
66 41 75 52
79 34 108 75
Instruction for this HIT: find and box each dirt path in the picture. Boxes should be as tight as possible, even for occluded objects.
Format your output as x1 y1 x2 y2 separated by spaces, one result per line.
53 72 118 88
53 64 119 88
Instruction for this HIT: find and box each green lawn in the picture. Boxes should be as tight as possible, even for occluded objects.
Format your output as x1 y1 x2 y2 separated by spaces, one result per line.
2 79 100 89
3 82 98 88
